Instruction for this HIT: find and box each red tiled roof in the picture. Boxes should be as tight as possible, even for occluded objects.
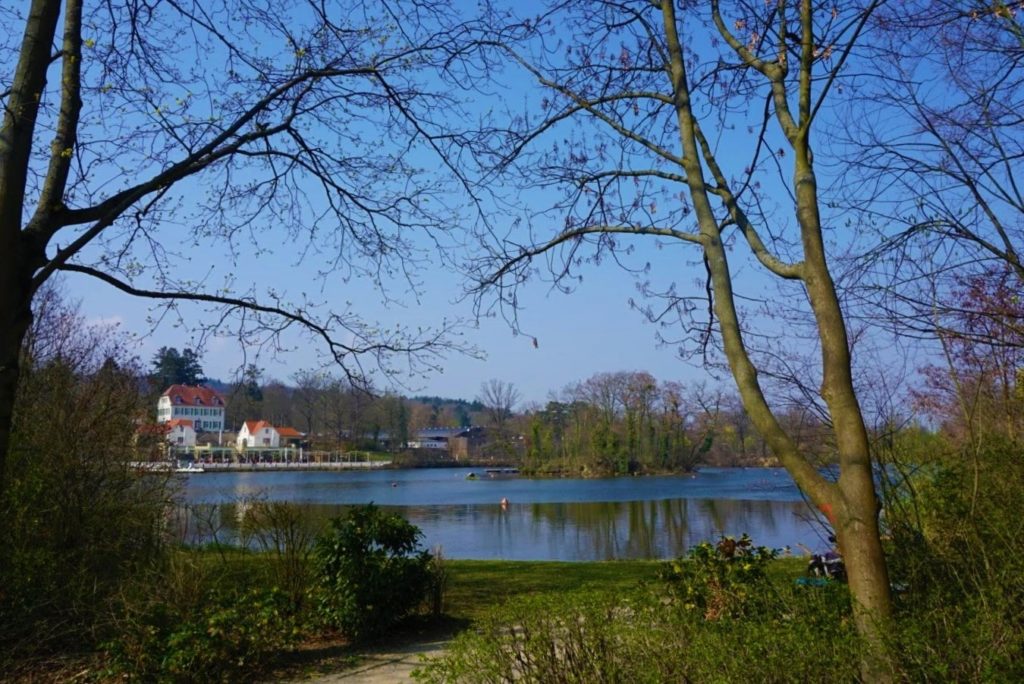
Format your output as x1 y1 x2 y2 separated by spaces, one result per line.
276 427 302 438
162 385 226 407
137 423 170 436
243 420 272 433
166 418 194 429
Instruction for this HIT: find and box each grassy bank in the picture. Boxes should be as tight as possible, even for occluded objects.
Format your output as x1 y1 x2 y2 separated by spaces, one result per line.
442 556 806 622
268 554 815 681
443 559 663 622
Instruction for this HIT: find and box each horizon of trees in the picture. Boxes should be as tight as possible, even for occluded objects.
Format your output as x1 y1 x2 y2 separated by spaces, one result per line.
137 349 850 468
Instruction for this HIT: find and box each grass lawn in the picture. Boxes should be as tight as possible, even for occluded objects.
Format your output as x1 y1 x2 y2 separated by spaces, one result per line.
443 559 663 622
442 555 808 622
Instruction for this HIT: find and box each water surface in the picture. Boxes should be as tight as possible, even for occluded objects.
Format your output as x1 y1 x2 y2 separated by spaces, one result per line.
180 467 826 560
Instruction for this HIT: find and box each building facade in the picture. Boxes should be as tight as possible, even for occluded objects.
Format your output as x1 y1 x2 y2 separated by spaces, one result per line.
157 385 227 433
165 418 197 447
237 420 279 448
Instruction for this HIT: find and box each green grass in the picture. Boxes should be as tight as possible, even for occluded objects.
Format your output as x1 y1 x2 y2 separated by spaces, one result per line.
149 549 821 681
183 548 811 625
441 555 811 623
443 559 664 622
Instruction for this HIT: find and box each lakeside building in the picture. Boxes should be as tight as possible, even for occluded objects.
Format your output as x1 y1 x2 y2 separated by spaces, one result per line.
133 417 197 457
157 385 227 433
165 418 197 447
405 426 488 460
236 421 304 449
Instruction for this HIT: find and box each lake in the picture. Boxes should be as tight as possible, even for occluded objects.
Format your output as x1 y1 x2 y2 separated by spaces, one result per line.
179 466 828 560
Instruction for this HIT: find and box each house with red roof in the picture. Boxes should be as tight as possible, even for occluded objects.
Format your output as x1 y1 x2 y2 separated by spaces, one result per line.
157 385 227 433
236 420 279 448
236 421 304 449
135 418 197 457
164 418 197 447
275 426 304 447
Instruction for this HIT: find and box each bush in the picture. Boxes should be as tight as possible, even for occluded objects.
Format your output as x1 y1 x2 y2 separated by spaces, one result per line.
414 584 861 684
105 581 300 682
0 289 171 673
313 504 433 640
658 534 779 619
880 440 1024 681
241 499 321 613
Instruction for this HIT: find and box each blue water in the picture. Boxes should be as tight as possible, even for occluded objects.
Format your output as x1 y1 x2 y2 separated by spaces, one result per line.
179 467 826 560
183 466 804 505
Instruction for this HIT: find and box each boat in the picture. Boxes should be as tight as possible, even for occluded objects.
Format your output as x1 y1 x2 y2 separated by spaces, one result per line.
174 463 206 474
465 471 478 480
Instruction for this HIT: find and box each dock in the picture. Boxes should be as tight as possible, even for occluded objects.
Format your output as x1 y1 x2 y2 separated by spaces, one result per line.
484 467 519 477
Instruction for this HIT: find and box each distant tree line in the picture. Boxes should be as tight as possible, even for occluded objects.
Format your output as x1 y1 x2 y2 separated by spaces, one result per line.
148 349 833 467
517 371 833 476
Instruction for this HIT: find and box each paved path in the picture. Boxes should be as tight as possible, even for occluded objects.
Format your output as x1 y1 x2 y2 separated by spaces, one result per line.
291 639 447 683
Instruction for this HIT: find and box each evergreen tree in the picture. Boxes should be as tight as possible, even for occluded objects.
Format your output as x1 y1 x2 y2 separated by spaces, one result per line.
151 347 205 388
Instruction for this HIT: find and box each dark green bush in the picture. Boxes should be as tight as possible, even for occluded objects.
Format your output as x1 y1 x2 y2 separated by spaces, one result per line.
313 504 433 640
658 533 779 619
105 583 300 682
880 441 1024 682
0 292 171 673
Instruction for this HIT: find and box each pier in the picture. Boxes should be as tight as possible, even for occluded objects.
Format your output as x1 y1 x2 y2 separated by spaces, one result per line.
134 445 392 472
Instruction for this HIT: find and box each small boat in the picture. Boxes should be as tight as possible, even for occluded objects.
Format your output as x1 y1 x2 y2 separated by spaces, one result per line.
174 463 206 474
465 472 478 480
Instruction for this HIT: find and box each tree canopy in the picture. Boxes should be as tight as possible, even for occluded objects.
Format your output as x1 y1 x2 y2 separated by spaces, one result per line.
0 0 491 491
150 346 205 388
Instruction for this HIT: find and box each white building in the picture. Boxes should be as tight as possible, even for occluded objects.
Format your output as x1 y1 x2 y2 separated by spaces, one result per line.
165 418 197 447
237 420 279 448
157 385 227 433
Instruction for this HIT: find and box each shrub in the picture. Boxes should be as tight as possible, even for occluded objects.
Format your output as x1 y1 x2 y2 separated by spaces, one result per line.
880 440 1024 681
658 533 779 619
105 582 300 682
427 545 450 617
313 504 433 640
242 499 321 613
0 289 171 673
414 584 861 684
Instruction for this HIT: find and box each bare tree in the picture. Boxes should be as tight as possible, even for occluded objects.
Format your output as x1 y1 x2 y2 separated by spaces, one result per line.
291 370 328 436
470 1 892 673
839 1 1024 338
0 0 490 492
477 378 520 434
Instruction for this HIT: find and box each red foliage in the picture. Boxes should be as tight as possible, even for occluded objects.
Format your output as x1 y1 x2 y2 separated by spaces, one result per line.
914 266 1024 443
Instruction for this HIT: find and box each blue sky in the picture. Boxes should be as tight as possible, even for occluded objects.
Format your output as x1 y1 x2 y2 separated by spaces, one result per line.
67 231 714 405
50 0 922 408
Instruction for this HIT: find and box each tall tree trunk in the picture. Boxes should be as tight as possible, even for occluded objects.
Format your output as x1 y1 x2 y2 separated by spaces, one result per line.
0 0 63 497
662 1 893 679
796 112 892 681
0 247 36 495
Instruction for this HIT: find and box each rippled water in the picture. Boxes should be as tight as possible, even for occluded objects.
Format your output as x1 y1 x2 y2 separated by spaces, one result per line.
178 467 827 560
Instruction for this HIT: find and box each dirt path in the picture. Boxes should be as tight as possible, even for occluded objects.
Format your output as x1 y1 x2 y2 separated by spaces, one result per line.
286 638 447 683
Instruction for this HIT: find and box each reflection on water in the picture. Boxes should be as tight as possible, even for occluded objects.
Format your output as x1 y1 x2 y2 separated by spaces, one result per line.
181 466 808 507
408 498 814 560
178 466 823 560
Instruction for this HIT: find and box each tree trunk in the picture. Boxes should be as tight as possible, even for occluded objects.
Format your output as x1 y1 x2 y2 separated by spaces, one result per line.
798 129 893 679
660 1 893 679
0 245 36 496
838 481 893 679
0 0 63 497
